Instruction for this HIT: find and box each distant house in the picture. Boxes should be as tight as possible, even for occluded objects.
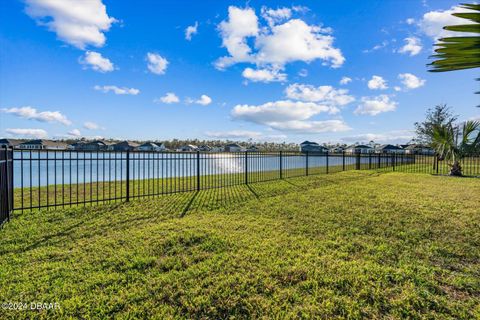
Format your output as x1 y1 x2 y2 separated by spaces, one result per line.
345 144 374 154
300 141 327 153
19 139 67 150
404 144 435 155
178 144 198 152
329 146 344 153
68 141 84 150
375 144 404 154
111 141 140 151
246 145 258 152
72 140 110 151
0 138 25 148
137 142 166 151
224 143 243 152
198 145 212 152
210 146 224 152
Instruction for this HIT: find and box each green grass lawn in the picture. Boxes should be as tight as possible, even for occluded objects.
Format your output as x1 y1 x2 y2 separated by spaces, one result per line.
1 171 479 319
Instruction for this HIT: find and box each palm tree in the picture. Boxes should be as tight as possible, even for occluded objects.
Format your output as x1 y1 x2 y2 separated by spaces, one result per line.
429 3 480 73
431 120 480 176
428 3 480 103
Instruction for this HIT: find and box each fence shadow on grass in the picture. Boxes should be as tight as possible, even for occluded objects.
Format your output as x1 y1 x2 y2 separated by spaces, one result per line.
1 171 389 256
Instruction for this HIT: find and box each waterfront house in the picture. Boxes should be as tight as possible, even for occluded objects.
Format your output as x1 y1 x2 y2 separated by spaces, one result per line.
246 145 258 152
300 141 328 153
345 144 374 154
210 146 224 152
404 144 435 155
329 146 344 153
137 142 166 151
19 139 67 150
68 141 84 150
198 145 212 152
0 138 25 149
72 140 110 151
178 144 198 152
111 141 140 151
375 144 404 154
224 143 243 152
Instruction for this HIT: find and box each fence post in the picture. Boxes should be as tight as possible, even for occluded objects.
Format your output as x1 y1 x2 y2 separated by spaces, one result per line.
369 153 372 169
436 155 439 175
9 148 13 214
356 152 361 170
126 150 130 202
197 151 201 190
342 151 345 171
326 151 329 174
3 146 11 222
392 153 396 171
279 151 283 179
245 151 248 184
305 151 309 176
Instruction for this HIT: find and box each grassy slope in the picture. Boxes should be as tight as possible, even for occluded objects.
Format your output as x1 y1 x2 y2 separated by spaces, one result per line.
1 171 479 319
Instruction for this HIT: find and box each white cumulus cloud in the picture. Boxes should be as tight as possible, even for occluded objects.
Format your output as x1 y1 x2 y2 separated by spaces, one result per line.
399 37 422 56
398 73 426 89
24 0 116 49
155 92 180 104
285 83 354 106
242 67 287 83
254 19 344 68
68 129 81 137
83 122 104 130
215 6 344 81
367 75 388 90
185 22 198 40
341 130 414 144
216 6 259 69
80 51 114 72
6 128 48 139
94 85 139 95
205 130 262 139
1 106 71 125
187 95 212 106
339 76 352 85
406 18 415 25
232 100 335 124
355 95 397 116
261 6 292 27
231 100 349 133
419 5 477 40
146 52 168 75
267 119 351 133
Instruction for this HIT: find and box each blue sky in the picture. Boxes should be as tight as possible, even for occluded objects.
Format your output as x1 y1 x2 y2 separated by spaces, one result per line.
1 0 478 144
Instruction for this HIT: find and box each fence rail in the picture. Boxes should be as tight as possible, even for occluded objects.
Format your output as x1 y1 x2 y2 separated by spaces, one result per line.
1 147 479 222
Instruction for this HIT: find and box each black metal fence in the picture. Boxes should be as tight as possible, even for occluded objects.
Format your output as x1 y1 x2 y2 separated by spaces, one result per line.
1 147 14 227
1 148 479 217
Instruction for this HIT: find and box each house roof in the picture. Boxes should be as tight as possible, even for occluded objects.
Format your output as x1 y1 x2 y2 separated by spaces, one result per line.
378 144 402 150
225 143 241 147
0 138 25 146
347 144 372 149
113 141 140 147
300 140 319 146
404 144 432 150
72 140 110 147
20 139 67 147
139 142 159 148
69 141 85 146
